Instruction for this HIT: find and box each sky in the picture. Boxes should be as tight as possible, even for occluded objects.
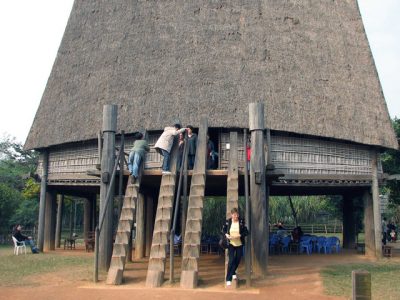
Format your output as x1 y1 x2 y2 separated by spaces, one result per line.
0 0 399 144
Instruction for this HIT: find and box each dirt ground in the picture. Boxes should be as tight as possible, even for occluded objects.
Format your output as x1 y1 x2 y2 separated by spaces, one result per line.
0 248 378 300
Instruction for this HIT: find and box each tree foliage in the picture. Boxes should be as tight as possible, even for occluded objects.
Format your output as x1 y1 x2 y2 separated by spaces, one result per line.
0 135 39 231
381 118 400 205
201 195 342 238
269 196 342 225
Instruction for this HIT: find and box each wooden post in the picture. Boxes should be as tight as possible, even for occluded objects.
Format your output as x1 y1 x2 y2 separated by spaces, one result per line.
363 190 375 257
44 190 56 251
99 104 117 270
84 197 92 241
55 194 64 248
225 132 239 286
243 129 251 287
69 198 74 238
135 193 146 259
145 195 155 257
92 195 97 231
37 151 48 251
371 150 382 257
352 270 371 300
249 103 268 277
343 194 356 249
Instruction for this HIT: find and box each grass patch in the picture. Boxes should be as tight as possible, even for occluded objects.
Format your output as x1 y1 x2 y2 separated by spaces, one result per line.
0 245 93 287
321 261 400 299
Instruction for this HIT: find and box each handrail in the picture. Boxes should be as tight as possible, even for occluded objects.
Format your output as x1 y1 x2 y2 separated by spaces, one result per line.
169 133 188 283
118 131 125 218
94 146 123 282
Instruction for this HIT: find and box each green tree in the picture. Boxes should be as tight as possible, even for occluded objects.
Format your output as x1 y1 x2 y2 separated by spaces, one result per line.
269 196 342 225
381 118 400 204
0 135 39 230
0 183 22 231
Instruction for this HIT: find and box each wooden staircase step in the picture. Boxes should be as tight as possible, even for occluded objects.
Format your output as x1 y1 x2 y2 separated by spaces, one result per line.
181 118 208 289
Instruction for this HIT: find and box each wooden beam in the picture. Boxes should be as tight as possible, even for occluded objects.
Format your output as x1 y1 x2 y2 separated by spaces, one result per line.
84 197 92 241
38 151 48 251
387 174 400 181
371 151 382 257
55 194 64 248
225 132 239 285
342 194 356 249
249 103 268 278
145 194 154 257
99 104 117 271
363 190 375 257
135 193 145 259
282 174 375 181
44 190 56 251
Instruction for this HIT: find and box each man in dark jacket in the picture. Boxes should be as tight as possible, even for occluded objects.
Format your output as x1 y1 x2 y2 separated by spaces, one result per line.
128 132 150 183
13 225 39 253
186 126 197 170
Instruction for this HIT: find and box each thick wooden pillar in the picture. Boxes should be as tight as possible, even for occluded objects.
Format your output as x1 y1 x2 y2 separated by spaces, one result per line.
249 103 268 277
99 105 117 270
342 194 356 249
371 150 382 257
92 195 97 231
55 194 64 248
83 197 92 240
225 132 239 282
363 190 375 257
135 193 146 259
44 190 56 251
145 195 155 257
38 151 48 251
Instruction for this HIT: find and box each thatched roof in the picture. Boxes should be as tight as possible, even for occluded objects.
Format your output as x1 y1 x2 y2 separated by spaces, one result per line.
25 0 398 150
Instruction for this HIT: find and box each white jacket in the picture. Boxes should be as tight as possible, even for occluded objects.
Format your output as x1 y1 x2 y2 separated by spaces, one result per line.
154 127 186 153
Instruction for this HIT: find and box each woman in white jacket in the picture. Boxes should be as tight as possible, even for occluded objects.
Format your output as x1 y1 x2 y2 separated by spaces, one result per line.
155 124 187 173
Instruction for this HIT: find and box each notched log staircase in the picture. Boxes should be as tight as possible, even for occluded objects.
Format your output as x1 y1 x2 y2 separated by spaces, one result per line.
145 142 179 287
181 119 208 289
106 175 140 285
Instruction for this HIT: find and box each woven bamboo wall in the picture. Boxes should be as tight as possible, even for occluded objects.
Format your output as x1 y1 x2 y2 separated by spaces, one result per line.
37 134 163 180
37 131 382 183
220 133 382 175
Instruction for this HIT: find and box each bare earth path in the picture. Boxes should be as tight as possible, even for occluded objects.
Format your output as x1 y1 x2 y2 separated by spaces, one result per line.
0 249 373 300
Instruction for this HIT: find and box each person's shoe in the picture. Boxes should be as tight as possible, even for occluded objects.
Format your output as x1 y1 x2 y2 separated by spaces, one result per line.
232 274 237 280
32 248 39 254
226 281 232 287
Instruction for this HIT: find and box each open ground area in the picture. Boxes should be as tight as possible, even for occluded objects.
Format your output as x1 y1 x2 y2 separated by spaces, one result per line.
2 243 400 300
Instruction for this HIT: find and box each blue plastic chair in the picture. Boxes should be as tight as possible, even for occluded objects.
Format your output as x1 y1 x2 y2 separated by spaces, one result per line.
281 235 291 253
324 237 340 254
300 236 312 255
269 234 281 254
316 236 327 253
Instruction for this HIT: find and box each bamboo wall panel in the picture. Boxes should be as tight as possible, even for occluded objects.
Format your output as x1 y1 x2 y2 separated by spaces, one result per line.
220 133 382 175
37 132 382 184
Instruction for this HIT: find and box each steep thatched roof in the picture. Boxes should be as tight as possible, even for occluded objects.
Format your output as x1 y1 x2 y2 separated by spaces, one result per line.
25 0 398 150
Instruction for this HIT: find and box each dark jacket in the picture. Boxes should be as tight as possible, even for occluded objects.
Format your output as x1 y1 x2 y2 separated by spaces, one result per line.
222 218 248 246
13 230 28 242
187 134 197 155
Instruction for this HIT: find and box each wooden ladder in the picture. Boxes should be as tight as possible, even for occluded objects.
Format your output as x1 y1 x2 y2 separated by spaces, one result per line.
106 175 140 285
145 141 179 287
180 118 208 288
